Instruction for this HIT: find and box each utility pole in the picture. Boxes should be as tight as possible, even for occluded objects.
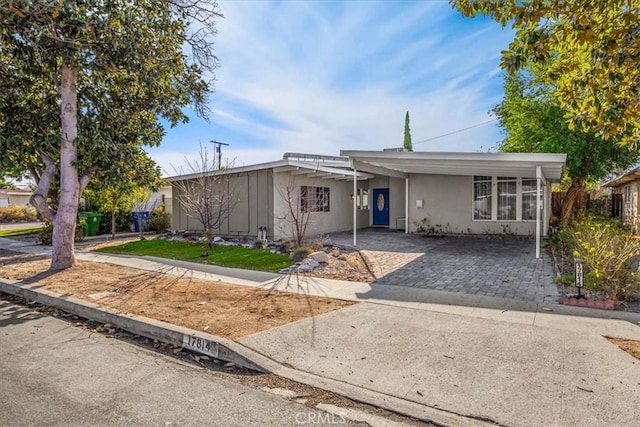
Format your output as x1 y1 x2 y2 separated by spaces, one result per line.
210 140 229 170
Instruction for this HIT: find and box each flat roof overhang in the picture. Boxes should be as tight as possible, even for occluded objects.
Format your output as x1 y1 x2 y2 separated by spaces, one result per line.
166 158 373 182
340 150 567 182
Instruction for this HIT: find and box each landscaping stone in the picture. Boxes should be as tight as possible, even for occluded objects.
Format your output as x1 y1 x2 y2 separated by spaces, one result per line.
278 258 322 274
308 251 329 263
301 258 320 269
296 264 315 273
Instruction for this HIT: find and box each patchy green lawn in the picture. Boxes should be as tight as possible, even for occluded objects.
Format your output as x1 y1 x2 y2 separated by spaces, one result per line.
0 227 42 237
95 239 293 272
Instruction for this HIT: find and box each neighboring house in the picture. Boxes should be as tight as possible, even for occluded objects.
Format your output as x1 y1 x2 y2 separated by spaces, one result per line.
0 188 33 208
168 150 566 258
603 167 640 233
132 185 173 215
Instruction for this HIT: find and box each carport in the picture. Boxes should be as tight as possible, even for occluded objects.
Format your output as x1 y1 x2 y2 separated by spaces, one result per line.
340 150 567 259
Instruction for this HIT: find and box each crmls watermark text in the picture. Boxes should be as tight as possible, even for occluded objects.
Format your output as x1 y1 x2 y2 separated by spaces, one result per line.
295 412 346 425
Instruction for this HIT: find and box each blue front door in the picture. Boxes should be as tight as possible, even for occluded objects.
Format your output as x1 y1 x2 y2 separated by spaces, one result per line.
372 188 389 226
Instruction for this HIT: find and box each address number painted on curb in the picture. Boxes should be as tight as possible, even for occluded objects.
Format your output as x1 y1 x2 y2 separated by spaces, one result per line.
182 334 219 358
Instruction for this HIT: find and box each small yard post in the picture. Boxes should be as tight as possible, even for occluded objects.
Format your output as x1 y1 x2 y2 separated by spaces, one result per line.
574 258 584 298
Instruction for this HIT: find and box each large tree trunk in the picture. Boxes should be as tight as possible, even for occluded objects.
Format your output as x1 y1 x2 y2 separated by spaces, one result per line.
561 177 587 225
51 58 80 271
111 210 116 240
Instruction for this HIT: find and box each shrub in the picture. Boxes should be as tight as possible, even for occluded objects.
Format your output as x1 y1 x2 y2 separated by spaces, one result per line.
555 214 640 303
0 206 38 223
38 221 85 245
97 211 133 235
148 207 171 233
289 246 311 262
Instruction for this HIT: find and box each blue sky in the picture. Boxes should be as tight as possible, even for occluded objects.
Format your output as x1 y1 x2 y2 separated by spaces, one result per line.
150 0 515 176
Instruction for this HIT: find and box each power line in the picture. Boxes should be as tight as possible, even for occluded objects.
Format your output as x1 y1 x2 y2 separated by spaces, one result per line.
413 118 498 145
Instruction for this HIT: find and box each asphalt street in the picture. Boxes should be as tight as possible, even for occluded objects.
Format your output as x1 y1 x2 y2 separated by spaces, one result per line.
0 299 354 427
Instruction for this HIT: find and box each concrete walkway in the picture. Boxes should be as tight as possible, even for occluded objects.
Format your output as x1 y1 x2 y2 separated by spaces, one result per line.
240 303 640 427
2 237 640 426
329 230 559 304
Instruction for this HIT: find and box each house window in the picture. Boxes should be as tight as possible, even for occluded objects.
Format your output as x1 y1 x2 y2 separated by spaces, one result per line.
521 179 537 221
356 188 369 210
300 186 330 212
473 176 543 221
624 185 632 204
497 177 517 220
473 176 492 220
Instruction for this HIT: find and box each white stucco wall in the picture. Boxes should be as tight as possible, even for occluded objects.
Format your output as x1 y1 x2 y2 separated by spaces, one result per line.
407 174 544 236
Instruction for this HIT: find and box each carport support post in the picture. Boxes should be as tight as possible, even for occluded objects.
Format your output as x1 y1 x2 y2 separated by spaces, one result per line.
536 166 541 259
353 167 357 246
405 177 409 234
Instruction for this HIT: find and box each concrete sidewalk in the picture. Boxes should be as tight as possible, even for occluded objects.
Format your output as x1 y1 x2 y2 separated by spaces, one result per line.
240 303 640 427
2 237 640 426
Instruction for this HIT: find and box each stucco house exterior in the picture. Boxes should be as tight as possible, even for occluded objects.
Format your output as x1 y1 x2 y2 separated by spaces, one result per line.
0 188 33 208
168 150 566 258
603 166 640 233
133 185 174 216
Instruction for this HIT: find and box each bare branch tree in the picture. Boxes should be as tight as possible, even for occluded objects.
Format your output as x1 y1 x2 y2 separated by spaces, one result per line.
172 143 237 246
276 180 326 247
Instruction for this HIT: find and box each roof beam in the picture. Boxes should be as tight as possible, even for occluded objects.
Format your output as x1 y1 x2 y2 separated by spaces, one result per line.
351 159 407 179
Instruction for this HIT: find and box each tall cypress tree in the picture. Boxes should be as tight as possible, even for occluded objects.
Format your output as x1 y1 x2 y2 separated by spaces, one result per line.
403 111 413 151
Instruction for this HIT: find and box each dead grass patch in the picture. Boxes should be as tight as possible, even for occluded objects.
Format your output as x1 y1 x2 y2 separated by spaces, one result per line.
0 249 354 339
606 336 640 361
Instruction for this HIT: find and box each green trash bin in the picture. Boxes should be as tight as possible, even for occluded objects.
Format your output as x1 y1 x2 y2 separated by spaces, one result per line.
78 212 103 236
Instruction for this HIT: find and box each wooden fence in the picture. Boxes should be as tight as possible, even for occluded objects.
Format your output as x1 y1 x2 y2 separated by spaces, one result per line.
551 192 622 218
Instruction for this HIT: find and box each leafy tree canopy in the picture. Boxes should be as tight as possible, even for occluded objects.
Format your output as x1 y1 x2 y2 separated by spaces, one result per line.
452 0 640 145
0 176 17 189
494 68 638 222
0 0 220 269
494 70 638 183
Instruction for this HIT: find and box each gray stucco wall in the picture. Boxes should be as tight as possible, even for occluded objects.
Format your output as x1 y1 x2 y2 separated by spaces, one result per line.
171 169 274 239
407 174 547 236
272 172 369 241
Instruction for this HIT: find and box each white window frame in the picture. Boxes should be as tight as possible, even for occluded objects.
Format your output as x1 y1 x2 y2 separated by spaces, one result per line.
356 188 369 210
472 176 543 222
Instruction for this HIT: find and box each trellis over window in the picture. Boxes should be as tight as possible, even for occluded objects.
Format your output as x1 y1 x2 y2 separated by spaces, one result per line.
473 176 543 222
300 186 330 212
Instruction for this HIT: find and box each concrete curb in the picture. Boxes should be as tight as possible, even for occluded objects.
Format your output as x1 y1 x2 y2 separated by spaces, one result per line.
0 279 266 373
0 279 493 427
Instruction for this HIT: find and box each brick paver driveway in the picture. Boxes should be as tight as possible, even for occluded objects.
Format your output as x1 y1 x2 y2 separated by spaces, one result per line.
328 229 559 304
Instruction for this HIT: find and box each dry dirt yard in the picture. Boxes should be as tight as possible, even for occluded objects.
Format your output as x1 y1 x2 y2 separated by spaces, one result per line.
0 249 354 339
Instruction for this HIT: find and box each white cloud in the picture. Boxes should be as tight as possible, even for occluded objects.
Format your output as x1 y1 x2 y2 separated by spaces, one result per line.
154 0 514 172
